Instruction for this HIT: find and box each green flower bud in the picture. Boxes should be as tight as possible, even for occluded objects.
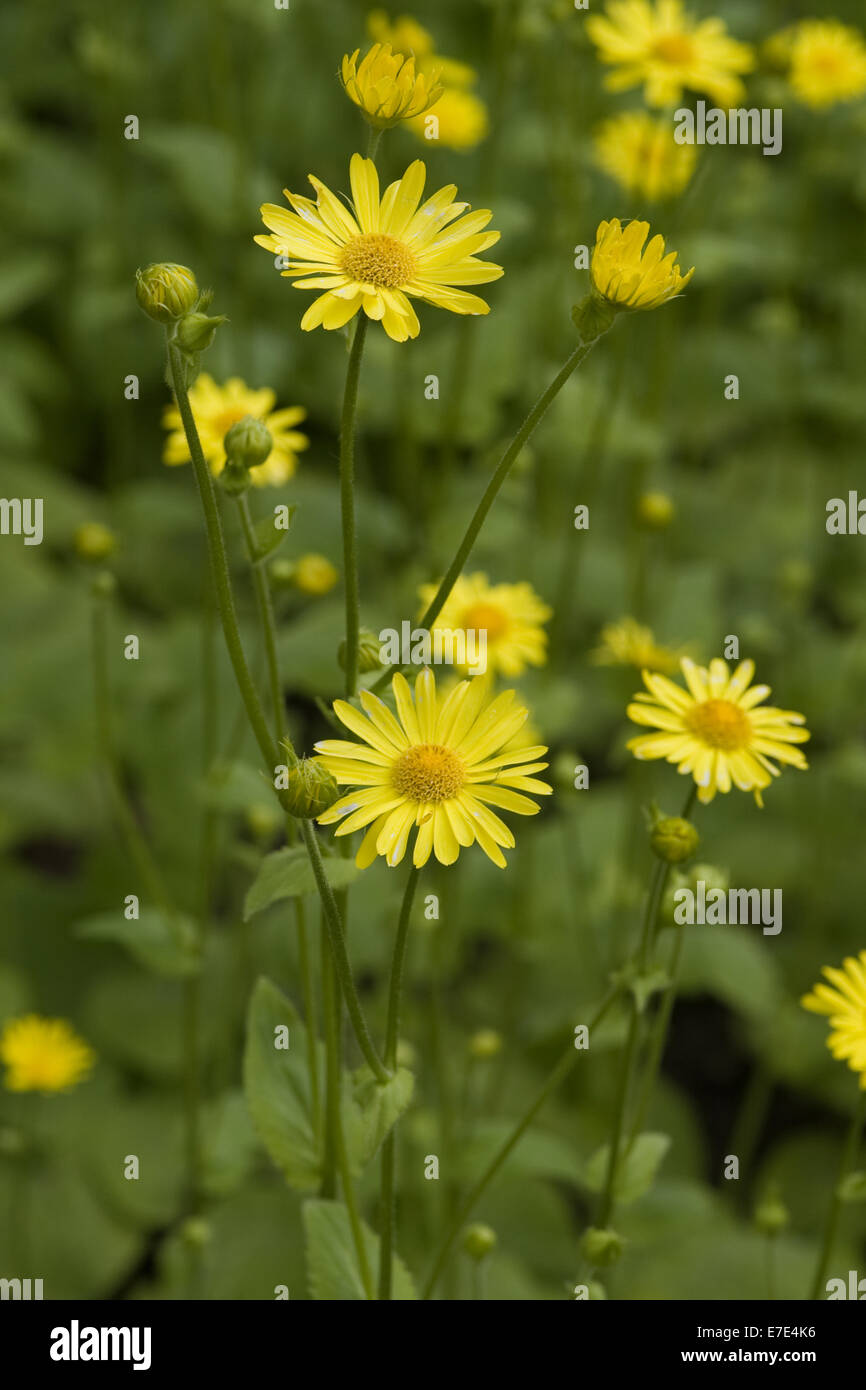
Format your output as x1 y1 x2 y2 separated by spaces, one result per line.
571 292 617 345
75 521 117 562
650 815 699 865
462 1223 497 1261
90 570 117 599
282 757 340 819
580 1227 624 1268
636 491 675 530
135 262 198 323
245 803 280 842
338 627 381 673
269 558 296 589
224 415 273 471
180 1216 212 1248
175 310 227 354
754 1190 789 1237
468 1028 503 1061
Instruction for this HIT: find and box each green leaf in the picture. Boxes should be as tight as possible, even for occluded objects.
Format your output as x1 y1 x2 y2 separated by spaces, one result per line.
303 1199 417 1300
202 1090 260 1199
244 847 361 920
253 508 295 560
74 909 200 978
582 1132 671 1206
243 977 321 1192
346 1065 414 1170
838 1171 866 1202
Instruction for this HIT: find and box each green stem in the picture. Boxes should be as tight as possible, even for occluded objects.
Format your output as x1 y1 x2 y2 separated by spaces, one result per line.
810 1088 866 1299
378 865 420 1300
627 924 685 1151
235 491 285 741
297 894 321 1141
422 988 619 1300
300 818 389 1083
372 335 604 694
339 314 369 698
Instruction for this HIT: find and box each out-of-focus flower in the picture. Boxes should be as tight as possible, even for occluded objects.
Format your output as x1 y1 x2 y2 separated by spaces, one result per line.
591 219 694 311
802 951 866 1087
315 670 551 869
0 1015 95 1093
367 10 487 147
627 656 810 806
74 521 117 562
587 0 754 108
770 20 866 110
636 491 675 529
418 573 551 678
406 87 489 150
293 554 339 596
341 42 442 128
594 112 697 201
592 618 682 674
256 155 502 342
162 375 308 487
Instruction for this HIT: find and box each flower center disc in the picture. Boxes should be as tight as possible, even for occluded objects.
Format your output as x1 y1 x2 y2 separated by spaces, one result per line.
685 698 750 751
653 33 694 65
392 743 465 802
461 603 509 641
341 233 417 288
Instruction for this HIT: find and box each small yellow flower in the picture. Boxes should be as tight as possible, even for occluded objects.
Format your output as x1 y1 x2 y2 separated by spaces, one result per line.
255 155 503 343
367 11 435 60
74 521 117 562
0 1015 95 1093
162 375 308 487
587 0 754 108
627 656 810 806
594 112 697 201
293 554 339 596
406 87 489 150
340 42 442 129
591 218 694 312
418 573 551 678
802 952 866 1088
636 491 675 529
592 618 681 674
315 669 552 869
783 20 866 110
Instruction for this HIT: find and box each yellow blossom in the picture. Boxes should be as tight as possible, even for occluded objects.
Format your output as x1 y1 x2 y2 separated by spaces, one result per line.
802 952 866 1087
591 218 694 312
418 573 551 678
594 111 697 200
407 86 489 150
162 375 308 487
340 42 442 128
592 618 681 674
782 20 866 110
0 1015 95 1093
293 554 339 596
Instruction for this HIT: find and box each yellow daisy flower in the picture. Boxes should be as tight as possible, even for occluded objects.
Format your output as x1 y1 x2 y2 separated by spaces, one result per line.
786 20 866 110
163 375 308 487
255 155 503 343
594 112 697 201
802 952 866 1088
314 669 552 869
340 42 442 129
591 218 694 311
592 617 681 674
586 0 754 108
417 573 551 678
626 657 810 806
407 87 490 150
0 1015 95 1093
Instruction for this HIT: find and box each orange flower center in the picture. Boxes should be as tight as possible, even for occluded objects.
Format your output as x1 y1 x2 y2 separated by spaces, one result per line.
653 33 694 66
685 698 750 751
461 603 509 641
392 743 465 802
341 233 417 288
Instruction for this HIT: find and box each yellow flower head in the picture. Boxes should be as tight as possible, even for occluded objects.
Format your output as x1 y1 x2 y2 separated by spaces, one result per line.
591 218 694 311
594 112 697 201
406 86 489 150
592 617 681 674
314 669 552 869
367 10 435 60
341 42 443 129
785 20 866 110
1 1015 95 1093
627 656 810 806
587 0 754 108
162 375 308 487
74 521 117 562
417 573 551 678
802 952 866 1088
293 553 339 596
255 155 503 343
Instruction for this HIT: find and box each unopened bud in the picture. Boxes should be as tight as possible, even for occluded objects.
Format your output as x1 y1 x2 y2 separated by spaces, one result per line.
580 1227 624 1268
75 521 117 562
135 262 198 323
468 1029 503 1060
650 815 699 864
283 757 340 819
754 1192 789 1237
176 310 227 354
636 491 675 530
338 626 381 671
462 1223 497 1261
180 1216 212 1248
224 416 273 471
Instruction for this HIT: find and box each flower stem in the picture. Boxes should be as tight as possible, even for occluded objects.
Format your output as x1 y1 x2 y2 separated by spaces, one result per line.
372 335 604 694
235 491 285 741
339 314 369 698
296 893 321 1140
378 865 420 1300
422 988 619 1300
810 1088 866 1299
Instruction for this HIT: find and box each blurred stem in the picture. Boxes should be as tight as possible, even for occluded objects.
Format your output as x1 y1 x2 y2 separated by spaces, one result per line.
372 333 608 693
728 1060 773 1199
296 878 321 1142
810 1088 866 1299
422 988 620 1300
339 315 369 698
366 127 382 161
235 492 285 742
378 865 420 1300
